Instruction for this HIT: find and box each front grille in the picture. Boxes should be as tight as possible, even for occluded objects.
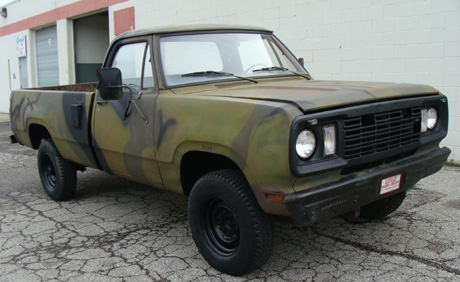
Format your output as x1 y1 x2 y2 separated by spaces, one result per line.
343 107 421 159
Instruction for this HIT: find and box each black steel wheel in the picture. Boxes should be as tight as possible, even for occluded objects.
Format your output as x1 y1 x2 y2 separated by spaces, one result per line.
41 153 57 191
37 139 77 201
202 199 240 256
188 169 273 276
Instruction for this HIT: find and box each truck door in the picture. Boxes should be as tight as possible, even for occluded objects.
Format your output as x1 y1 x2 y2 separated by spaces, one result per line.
92 37 162 187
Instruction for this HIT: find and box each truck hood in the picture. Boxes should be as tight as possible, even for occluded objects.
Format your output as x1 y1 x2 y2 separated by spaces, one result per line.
182 79 439 113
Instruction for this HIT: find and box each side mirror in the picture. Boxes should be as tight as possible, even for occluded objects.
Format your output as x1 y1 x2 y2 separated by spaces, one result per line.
97 68 123 100
298 58 305 68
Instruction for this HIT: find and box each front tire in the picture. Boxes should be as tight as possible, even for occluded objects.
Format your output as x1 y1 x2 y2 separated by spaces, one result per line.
359 192 406 220
37 139 77 201
188 169 273 276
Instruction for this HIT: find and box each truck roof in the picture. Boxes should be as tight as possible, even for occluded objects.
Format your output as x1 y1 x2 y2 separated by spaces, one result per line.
114 24 273 40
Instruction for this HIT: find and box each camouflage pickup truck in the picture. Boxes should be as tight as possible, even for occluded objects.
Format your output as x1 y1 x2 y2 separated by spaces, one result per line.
10 25 450 275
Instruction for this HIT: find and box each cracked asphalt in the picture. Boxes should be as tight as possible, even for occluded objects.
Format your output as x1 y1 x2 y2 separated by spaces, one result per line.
0 113 459 281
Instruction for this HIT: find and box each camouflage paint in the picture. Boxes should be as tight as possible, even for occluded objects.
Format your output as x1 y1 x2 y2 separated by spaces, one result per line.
9 25 447 217
152 89 301 214
91 91 163 188
115 24 272 41
174 78 439 113
9 76 444 216
10 89 99 169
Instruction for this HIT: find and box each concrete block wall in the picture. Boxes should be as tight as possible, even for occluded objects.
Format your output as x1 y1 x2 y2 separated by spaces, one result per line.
1 0 459 162
110 0 460 161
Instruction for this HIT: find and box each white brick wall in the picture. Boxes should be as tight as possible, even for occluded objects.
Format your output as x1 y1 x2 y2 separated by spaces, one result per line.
1 0 460 162
0 32 26 97
0 0 79 27
114 0 460 162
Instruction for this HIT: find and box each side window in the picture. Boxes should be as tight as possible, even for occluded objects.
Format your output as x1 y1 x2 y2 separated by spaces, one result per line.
111 42 154 91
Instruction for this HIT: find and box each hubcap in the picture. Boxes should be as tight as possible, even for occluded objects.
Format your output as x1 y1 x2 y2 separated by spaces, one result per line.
202 199 239 256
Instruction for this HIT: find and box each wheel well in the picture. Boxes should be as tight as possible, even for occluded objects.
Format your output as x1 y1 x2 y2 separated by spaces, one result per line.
181 151 240 196
29 124 51 149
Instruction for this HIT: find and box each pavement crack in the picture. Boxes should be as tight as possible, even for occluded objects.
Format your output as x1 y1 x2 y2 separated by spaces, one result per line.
2 132 459 281
315 231 460 276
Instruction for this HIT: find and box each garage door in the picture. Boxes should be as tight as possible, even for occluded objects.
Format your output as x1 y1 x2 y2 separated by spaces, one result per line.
36 25 59 87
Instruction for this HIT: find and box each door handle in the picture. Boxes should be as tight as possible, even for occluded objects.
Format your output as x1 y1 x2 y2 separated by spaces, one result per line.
96 100 108 105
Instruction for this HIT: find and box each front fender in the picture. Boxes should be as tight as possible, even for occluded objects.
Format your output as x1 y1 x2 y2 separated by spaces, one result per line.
154 91 301 197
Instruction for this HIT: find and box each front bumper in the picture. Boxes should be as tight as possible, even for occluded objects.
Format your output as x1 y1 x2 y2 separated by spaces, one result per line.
284 147 451 225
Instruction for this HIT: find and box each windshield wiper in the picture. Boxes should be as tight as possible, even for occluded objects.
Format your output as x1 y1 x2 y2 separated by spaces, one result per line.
253 66 312 80
182 71 258 84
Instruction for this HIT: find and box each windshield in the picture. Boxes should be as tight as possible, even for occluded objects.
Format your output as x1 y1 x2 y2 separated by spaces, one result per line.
159 33 309 87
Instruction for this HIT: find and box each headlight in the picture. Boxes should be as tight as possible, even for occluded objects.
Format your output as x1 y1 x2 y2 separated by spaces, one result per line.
296 130 316 159
323 124 336 156
421 107 438 132
427 107 438 129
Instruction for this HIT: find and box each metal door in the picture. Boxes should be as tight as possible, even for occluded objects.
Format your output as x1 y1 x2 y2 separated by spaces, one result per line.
19 57 28 88
92 38 162 187
36 25 59 87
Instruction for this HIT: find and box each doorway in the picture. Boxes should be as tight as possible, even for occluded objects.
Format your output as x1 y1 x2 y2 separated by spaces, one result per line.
19 57 28 88
74 12 109 83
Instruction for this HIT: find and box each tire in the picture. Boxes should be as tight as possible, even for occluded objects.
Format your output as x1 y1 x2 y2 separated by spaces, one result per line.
359 191 406 220
188 169 273 276
37 139 77 201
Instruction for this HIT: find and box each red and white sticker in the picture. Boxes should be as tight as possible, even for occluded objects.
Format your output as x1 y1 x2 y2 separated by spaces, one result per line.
380 174 401 195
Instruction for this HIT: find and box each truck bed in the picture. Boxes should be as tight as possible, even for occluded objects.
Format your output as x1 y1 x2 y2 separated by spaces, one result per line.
10 83 99 169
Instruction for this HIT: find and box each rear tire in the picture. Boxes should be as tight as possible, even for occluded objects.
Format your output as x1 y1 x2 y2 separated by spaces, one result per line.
359 192 406 220
37 139 77 201
188 169 273 276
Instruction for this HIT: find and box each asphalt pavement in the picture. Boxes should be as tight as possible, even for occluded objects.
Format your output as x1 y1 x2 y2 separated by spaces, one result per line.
0 113 459 281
